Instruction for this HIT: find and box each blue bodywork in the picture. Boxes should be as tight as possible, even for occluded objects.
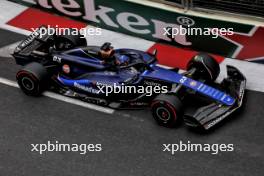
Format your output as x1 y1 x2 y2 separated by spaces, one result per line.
13 28 246 130
142 65 235 105
54 47 235 106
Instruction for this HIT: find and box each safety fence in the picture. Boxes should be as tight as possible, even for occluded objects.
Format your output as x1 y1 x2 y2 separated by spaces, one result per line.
157 0 264 18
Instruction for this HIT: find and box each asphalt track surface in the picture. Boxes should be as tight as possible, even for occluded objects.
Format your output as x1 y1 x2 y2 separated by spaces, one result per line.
0 29 264 176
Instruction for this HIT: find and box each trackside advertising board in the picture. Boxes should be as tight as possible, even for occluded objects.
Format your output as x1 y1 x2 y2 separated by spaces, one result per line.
10 0 264 62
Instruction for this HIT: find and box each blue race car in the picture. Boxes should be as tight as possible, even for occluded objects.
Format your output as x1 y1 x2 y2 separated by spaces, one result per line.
13 26 246 130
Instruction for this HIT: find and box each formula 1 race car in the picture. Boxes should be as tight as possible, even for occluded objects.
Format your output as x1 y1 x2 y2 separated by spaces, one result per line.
13 26 246 130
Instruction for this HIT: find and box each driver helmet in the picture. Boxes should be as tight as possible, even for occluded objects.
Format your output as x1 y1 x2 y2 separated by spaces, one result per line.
117 55 130 65
99 42 115 59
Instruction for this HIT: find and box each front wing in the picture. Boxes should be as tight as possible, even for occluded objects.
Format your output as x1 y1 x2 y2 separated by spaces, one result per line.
183 65 246 130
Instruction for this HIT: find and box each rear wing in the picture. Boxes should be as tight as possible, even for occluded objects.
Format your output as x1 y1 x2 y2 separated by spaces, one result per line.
13 26 52 56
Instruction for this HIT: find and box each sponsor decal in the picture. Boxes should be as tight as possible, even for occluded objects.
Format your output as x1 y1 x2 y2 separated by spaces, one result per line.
206 116 224 129
74 82 99 94
19 0 264 60
219 27 264 61
144 81 161 86
239 81 246 100
26 0 191 45
189 81 197 87
129 102 148 106
176 16 195 26
62 64 70 74
179 76 187 84
20 30 39 48
53 55 62 63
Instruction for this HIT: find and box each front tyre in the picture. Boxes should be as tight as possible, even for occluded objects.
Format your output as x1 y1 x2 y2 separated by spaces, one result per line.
16 62 49 96
187 53 220 82
151 94 183 127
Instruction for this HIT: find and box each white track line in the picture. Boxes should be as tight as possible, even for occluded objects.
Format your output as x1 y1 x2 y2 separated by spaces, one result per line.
0 77 18 88
0 77 114 114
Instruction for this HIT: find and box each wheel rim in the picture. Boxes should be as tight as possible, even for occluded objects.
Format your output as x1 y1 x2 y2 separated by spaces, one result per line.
156 107 171 121
21 77 35 91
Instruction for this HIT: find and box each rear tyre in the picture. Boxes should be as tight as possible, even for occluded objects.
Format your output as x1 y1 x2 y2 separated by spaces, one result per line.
151 94 183 127
54 29 87 50
187 53 220 82
16 62 49 96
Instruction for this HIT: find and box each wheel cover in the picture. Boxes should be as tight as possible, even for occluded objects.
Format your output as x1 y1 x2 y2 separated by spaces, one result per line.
156 107 171 121
21 77 35 91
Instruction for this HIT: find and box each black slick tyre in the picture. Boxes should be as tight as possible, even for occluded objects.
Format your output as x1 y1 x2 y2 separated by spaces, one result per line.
16 62 49 96
187 53 220 82
151 94 183 127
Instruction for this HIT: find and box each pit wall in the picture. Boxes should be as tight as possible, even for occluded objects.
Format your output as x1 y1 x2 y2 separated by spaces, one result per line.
10 0 264 63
